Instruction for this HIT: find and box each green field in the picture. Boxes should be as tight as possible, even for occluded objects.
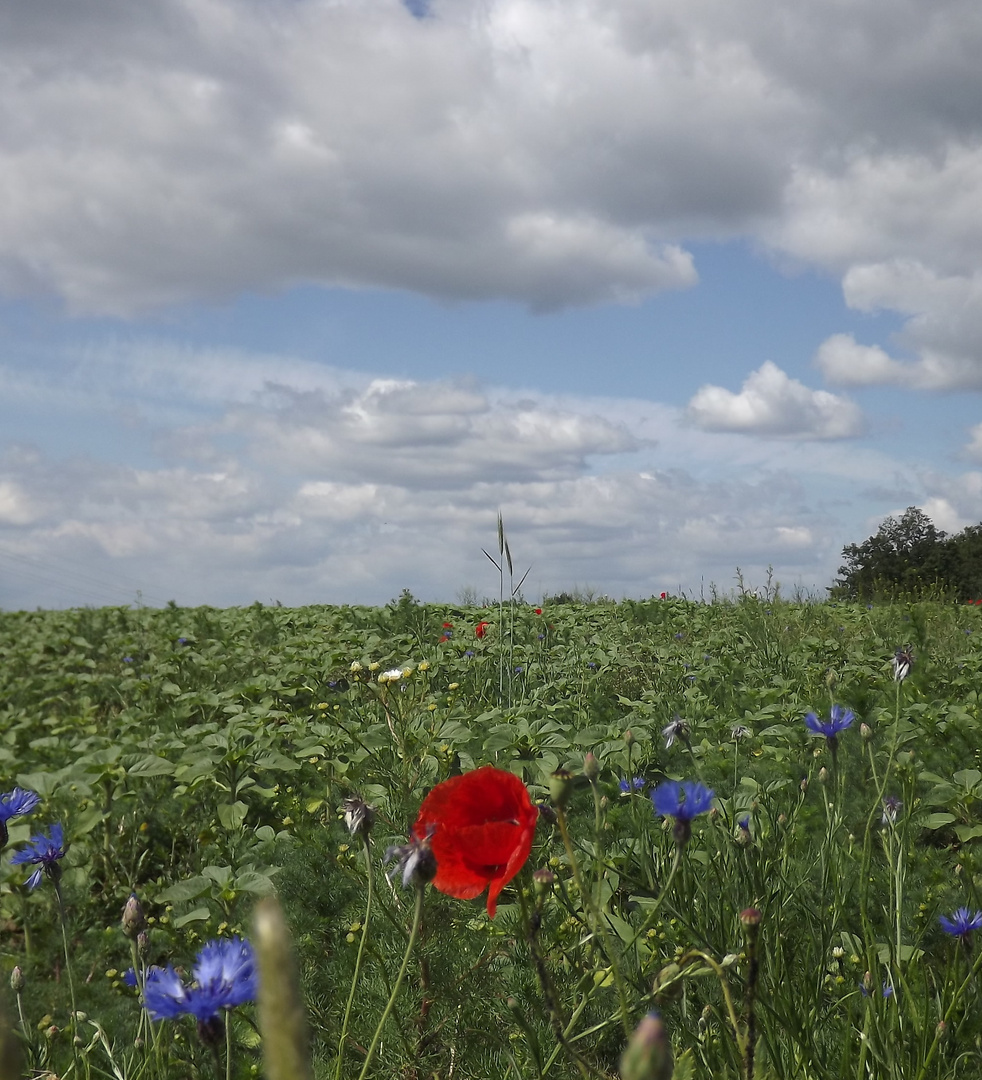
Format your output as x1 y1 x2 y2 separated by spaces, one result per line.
3 594 982 1079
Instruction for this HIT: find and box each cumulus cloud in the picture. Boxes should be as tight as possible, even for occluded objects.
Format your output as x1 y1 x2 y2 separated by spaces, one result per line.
1 0 980 322
814 334 912 388
0 339 869 609
686 361 864 439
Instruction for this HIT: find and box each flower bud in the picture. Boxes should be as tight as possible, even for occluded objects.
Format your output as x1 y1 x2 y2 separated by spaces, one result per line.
582 753 600 783
342 797 375 841
532 868 555 896
818 767 828 784
623 730 636 747
619 1012 673 1080
121 893 147 939
861 723 872 742
549 769 574 809
9 967 24 992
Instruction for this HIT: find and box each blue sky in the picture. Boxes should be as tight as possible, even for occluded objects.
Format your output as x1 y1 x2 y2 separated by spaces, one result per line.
2 0 982 609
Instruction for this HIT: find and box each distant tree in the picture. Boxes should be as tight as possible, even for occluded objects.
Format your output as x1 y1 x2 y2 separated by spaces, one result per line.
832 507 953 600
948 524 982 602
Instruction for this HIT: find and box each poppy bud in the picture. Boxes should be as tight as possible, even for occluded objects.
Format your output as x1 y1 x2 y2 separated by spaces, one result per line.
137 930 150 956
861 723 873 742
582 753 600 783
9 967 24 992
623 730 636 747
818 767 828 785
121 893 147 939
549 769 574 809
619 1012 673 1080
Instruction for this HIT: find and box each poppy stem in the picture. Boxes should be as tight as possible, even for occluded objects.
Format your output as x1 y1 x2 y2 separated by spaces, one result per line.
356 884 424 1080
335 837 375 1080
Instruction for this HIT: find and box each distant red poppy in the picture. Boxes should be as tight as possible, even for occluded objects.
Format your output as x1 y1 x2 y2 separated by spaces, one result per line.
413 766 538 918
443 622 453 628
475 621 489 638
534 607 542 615
660 592 668 600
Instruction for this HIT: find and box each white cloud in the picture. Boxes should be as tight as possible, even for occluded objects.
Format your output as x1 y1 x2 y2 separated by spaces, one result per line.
2 0 980 319
686 361 864 439
0 342 874 608
814 334 911 388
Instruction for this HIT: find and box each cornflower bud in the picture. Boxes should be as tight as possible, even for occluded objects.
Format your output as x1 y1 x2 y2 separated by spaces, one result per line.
620 1012 673 1080
121 893 147 939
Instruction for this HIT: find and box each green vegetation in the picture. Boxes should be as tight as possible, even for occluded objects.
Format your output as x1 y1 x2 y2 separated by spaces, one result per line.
2 595 982 1078
834 506 982 602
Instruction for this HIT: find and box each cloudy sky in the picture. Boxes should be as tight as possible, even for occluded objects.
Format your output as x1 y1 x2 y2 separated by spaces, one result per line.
2 0 982 609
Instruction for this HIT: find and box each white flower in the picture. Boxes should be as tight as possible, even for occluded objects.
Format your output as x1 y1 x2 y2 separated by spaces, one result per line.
662 716 690 749
350 661 363 673
380 668 404 683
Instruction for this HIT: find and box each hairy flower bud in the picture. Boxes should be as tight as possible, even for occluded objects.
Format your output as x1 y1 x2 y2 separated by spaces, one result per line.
342 797 375 841
620 1012 673 1080
121 893 147 939
549 769 574 809
9 967 24 992
582 753 600 783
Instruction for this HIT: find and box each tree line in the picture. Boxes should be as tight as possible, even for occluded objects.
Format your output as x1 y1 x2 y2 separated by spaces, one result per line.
832 507 982 601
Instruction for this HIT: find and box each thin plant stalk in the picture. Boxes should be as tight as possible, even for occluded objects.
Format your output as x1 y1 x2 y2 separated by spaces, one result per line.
334 837 375 1080
356 885 425 1080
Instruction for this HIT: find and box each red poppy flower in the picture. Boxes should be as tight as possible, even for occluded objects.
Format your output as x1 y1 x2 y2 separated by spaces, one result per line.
660 591 667 600
442 622 453 628
412 766 538 918
475 621 489 638
534 607 542 615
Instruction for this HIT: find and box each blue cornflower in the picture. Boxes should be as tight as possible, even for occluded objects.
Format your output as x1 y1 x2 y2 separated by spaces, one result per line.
10 823 67 889
651 780 714 846
0 787 41 848
143 938 257 1028
123 656 134 663
939 907 982 944
619 777 645 794
804 705 855 739
464 650 475 658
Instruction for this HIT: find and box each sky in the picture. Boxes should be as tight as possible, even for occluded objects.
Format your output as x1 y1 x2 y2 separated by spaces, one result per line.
3 0 982 610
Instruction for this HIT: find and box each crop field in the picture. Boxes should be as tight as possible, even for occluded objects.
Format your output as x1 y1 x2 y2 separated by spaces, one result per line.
3 593 982 1079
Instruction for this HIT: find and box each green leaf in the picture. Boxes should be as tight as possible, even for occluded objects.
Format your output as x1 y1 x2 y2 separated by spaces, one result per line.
218 802 249 830
174 906 212 927
921 812 956 829
156 876 213 903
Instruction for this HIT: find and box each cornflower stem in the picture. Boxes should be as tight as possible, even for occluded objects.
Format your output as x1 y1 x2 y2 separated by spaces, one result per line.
914 939 982 1080
54 882 79 1041
14 987 30 1048
225 1014 233 1080
555 804 631 1037
678 949 745 1059
356 884 424 1080
625 846 682 953
335 837 375 1080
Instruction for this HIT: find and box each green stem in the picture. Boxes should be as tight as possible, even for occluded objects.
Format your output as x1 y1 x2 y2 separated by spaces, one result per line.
356 885 424 1080
556 805 631 1037
335 838 375 1080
